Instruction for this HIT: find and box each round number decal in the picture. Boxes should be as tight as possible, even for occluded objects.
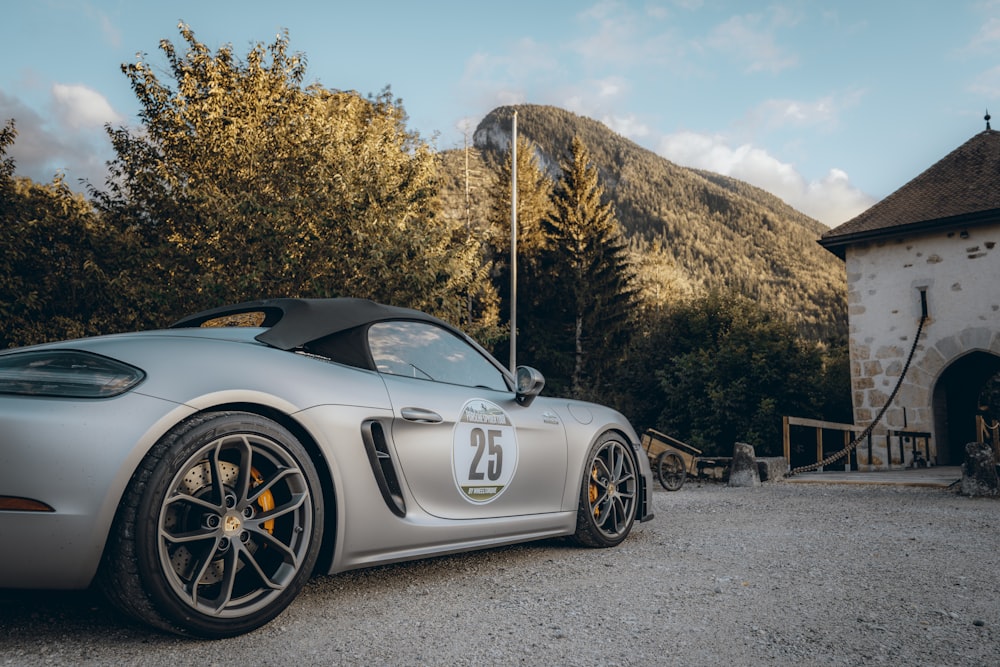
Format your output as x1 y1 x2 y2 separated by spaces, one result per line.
453 399 518 503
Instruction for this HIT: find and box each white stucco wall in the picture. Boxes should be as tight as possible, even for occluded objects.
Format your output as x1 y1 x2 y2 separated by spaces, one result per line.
844 221 1000 469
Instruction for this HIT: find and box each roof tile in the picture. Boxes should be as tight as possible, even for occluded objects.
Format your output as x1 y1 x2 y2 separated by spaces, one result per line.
822 129 1000 248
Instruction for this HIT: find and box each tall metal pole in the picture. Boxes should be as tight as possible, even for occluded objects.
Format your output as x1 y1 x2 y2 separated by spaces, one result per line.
509 110 518 374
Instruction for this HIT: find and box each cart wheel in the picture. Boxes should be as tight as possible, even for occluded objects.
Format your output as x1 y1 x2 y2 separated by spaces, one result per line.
657 451 686 491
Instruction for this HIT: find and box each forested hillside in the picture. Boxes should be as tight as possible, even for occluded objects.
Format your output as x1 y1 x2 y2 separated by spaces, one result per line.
440 104 847 340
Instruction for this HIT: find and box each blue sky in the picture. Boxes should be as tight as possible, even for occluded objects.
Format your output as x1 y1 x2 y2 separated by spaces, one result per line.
2 1 999 226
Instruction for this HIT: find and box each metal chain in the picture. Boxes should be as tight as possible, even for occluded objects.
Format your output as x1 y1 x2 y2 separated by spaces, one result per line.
787 315 927 476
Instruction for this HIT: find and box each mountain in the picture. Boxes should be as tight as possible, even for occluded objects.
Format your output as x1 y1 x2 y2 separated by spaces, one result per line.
437 104 847 340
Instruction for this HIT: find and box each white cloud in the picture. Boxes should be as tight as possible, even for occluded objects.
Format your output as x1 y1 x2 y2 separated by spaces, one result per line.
965 16 1000 52
572 1 683 69
802 168 876 226
0 89 114 188
753 96 836 128
601 113 652 139
704 13 797 73
96 13 122 49
459 41 563 113
560 76 630 115
573 5 642 65
462 39 561 86
742 89 864 134
596 76 625 98
658 130 874 226
495 89 528 106
454 116 478 137
51 84 123 130
968 65 1000 98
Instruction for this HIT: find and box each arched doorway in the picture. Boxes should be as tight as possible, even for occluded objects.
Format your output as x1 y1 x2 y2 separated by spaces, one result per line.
932 351 1000 464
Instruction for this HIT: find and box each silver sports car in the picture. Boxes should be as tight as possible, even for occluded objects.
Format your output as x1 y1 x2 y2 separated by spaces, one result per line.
0 298 654 638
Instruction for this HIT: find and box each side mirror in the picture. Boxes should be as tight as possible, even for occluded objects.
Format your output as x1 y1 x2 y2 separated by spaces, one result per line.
515 366 545 407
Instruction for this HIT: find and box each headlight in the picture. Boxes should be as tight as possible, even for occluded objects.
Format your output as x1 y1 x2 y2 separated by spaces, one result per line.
0 350 145 398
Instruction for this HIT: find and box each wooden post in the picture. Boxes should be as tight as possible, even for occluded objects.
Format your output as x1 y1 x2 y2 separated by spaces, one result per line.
816 427 824 472
867 430 873 470
784 417 865 472
843 430 851 471
782 416 790 466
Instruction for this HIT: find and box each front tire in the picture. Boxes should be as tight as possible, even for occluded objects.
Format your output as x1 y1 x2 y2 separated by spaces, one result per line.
573 432 638 548
99 411 324 638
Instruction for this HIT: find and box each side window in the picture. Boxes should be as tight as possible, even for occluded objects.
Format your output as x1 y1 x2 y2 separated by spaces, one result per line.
368 321 509 392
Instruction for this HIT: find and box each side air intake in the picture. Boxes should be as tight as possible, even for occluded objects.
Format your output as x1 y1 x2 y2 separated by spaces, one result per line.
360 420 406 517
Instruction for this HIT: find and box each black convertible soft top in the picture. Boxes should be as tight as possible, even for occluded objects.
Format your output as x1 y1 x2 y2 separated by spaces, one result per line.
171 298 454 351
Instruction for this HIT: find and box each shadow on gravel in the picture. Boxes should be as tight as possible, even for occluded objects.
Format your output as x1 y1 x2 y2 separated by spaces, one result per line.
0 588 143 638
0 538 577 640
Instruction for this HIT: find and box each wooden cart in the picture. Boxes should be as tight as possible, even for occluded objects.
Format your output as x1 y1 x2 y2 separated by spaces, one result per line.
641 428 702 491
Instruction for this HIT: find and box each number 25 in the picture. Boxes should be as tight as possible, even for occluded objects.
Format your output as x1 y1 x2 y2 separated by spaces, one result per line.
469 428 503 481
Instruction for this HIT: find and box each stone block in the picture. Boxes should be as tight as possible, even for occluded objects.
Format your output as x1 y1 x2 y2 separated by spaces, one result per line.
852 377 875 390
756 457 787 482
921 345 945 376
907 365 931 388
862 360 884 376
960 442 999 497
935 336 962 361
728 442 761 487
868 389 889 406
896 382 927 406
884 408 905 428
876 345 904 359
960 327 992 351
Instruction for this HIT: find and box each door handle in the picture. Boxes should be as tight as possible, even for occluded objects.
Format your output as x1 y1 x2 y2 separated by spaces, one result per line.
400 407 443 423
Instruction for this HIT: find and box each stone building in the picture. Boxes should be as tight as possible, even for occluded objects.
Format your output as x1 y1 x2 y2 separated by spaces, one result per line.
819 120 1000 469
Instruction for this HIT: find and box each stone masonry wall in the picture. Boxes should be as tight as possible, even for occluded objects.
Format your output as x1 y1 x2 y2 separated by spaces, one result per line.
844 223 1000 469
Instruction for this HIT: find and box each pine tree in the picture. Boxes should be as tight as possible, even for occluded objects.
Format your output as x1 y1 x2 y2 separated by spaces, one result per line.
485 129 554 363
533 136 636 397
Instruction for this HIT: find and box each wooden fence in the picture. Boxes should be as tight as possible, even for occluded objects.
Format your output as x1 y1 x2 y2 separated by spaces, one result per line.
783 416 933 470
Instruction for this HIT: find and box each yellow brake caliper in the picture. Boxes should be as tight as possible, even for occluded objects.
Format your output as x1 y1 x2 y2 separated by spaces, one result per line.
589 464 600 518
251 468 275 534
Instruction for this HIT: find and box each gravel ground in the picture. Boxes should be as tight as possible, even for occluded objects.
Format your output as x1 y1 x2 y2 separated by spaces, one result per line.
2 480 998 666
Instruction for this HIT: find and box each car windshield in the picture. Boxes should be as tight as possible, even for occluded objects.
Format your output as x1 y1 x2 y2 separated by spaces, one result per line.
367 321 509 391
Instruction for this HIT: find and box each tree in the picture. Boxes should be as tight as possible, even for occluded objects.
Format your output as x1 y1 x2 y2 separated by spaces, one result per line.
0 120 120 348
0 120 14 185
91 23 487 330
484 128 555 363
616 292 832 456
435 143 503 344
530 136 636 397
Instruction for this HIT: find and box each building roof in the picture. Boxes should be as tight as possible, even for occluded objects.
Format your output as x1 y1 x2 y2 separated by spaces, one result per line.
819 126 1000 258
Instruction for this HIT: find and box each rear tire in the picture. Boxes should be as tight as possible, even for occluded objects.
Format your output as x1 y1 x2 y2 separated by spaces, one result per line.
572 432 638 548
98 411 324 638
